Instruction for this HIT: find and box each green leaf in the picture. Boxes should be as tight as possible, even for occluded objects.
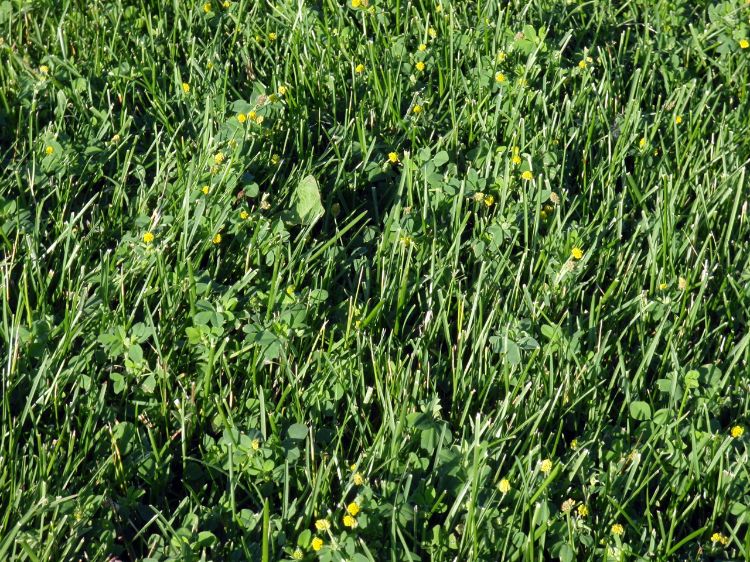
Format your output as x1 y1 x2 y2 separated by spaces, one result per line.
287 423 308 441
559 543 575 562
629 401 652 420
290 175 324 225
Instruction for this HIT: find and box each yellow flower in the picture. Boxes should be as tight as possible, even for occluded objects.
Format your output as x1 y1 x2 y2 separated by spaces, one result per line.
202 185 210 195
182 82 190 93
212 233 222 244
561 498 576 513
484 194 494 207
314 519 330 532
203 2 211 13
311 537 324 551
278 85 288 96
346 502 360 516
521 170 534 181
578 60 587 69
39 65 49 74
571 247 583 260
611 523 624 536
678 277 687 290
248 111 257 122
570 439 578 450
388 151 399 164
497 51 506 62
415 61 425 72
45 145 54 155
343 514 357 527
675 115 682 125
355 63 365 74
255 114 265 125
237 113 247 123
292 549 304 560
352 0 361 6
540 459 552 474
639 137 647 148
240 210 249 220
577 504 589 517
495 71 506 83
711 532 729 546
143 232 155 244
731 425 744 438
418 43 427 52
223 0 230 6
412 104 423 114
436 3 442 12
271 154 281 165
659 282 668 290
214 152 225 165
740 39 749 49
268 32 277 41
511 154 521 165
428 27 437 38
251 438 260 450
498 478 510 494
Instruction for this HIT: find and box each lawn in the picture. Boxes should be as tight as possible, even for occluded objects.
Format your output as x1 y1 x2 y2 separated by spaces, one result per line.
1 0 749 560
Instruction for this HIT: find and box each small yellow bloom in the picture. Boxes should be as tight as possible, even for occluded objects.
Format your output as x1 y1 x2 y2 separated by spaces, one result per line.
240 210 249 220
237 113 247 123
415 61 425 72
511 154 521 165
521 170 534 181
740 39 749 49
278 85 288 96
577 504 589 517
255 114 265 125
678 277 687 290
611 523 624 536
314 519 330 532
497 51 506 62
271 154 281 165
561 498 576 513
484 194 494 207
711 532 729 546
495 71 506 83
571 247 583 260
570 438 578 450
248 111 257 122
251 438 260 450
731 425 744 438
214 152 225 165
498 478 510 494
659 282 668 290
639 137 647 148
268 32 277 41
578 60 587 69
202 185 210 195
223 0 230 6
39 65 49 74
675 115 682 125
212 233 222 244
428 27 437 39
353 472 365 485
418 43 427 52
143 232 155 244
346 502 360 516
311 537 324 551
292 549 304 560
436 4 442 12
203 2 211 13
412 104 423 114
540 459 552 474
388 151 399 164
343 514 357 527
45 145 54 155
352 0 362 6
355 63 365 74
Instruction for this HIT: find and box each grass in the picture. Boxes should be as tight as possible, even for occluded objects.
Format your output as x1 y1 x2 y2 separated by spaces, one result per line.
1 0 749 560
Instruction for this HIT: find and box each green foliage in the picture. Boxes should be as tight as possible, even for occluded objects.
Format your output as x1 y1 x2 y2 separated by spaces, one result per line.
1 0 749 560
